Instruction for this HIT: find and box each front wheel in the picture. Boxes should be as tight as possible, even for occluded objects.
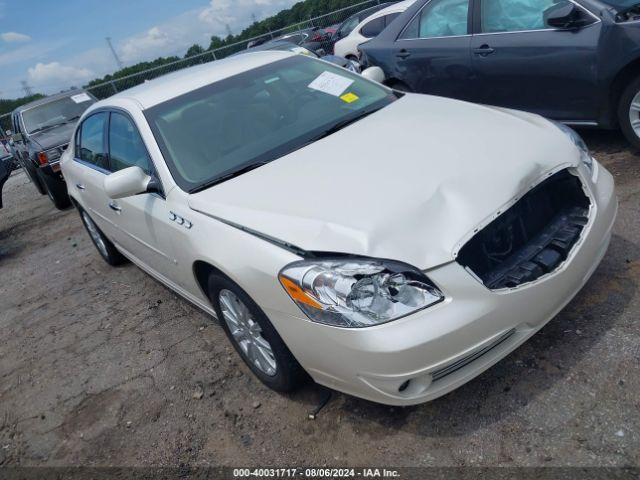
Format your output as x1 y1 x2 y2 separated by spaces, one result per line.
618 76 640 150
208 274 307 393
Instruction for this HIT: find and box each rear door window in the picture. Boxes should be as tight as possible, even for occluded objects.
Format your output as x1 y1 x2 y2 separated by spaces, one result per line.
361 16 386 37
78 112 108 170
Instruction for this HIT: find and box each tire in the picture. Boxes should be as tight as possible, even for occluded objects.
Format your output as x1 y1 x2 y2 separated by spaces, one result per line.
208 274 307 393
23 160 46 195
78 207 127 266
618 75 640 150
39 171 71 210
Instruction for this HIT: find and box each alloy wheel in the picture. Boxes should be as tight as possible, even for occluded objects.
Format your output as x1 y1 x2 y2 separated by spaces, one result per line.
629 90 640 138
218 289 277 377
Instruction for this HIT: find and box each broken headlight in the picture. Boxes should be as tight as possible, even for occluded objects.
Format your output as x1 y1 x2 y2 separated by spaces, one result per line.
279 258 444 328
551 121 593 174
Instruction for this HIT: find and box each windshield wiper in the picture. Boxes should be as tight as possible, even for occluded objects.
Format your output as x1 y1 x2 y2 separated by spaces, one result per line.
313 105 384 142
29 116 82 135
190 161 269 193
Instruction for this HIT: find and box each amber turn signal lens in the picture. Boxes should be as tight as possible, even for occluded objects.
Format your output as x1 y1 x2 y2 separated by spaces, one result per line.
279 275 322 309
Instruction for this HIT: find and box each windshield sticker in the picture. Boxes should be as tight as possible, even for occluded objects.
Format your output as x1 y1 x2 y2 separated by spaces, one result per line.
291 47 308 55
308 71 354 97
71 93 92 104
265 76 280 84
340 92 359 104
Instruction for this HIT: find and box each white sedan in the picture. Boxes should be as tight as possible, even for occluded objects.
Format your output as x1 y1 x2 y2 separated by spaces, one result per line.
61 51 617 406
333 0 415 60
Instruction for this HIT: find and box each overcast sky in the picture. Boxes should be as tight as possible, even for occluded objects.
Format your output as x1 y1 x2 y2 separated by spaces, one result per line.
0 0 299 98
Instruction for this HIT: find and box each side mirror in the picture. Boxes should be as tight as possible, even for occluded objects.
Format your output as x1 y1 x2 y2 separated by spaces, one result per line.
315 48 327 57
361 66 386 84
544 1 584 29
11 133 23 143
104 166 153 199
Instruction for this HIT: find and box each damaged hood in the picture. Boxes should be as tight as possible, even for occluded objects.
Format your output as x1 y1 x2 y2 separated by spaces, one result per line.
188 94 581 269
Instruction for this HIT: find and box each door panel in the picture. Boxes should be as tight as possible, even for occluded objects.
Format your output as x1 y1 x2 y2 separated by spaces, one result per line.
471 1 601 120
110 193 178 280
72 111 120 238
394 36 473 99
103 111 177 280
393 0 473 100
70 160 119 237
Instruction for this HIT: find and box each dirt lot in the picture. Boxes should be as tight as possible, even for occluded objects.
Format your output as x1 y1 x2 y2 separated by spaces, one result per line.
0 130 638 468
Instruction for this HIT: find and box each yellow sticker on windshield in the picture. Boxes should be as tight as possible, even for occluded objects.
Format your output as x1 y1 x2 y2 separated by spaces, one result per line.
340 92 359 104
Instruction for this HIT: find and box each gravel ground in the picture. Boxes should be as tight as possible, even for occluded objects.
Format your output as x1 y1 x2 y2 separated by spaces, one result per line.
0 129 638 468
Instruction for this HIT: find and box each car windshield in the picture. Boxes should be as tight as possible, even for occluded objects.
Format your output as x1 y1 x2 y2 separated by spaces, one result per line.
22 94 95 135
145 55 396 192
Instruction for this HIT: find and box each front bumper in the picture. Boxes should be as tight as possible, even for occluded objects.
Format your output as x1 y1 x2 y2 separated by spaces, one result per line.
265 163 617 406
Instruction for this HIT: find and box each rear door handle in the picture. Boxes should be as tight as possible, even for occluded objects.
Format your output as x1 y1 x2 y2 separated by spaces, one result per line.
396 49 411 59
474 45 495 57
108 201 122 212
76 183 85 190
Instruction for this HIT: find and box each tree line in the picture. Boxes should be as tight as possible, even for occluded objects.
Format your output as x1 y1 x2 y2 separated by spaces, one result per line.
1 0 385 113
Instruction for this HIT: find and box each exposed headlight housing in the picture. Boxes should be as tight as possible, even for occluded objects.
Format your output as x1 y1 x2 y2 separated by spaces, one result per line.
551 121 593 173
279 258 444 328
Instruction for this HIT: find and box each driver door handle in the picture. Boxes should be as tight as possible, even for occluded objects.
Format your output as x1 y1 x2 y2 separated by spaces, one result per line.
108 201 122 212
396 49 411 59
76 183 85 190
474 45 495 56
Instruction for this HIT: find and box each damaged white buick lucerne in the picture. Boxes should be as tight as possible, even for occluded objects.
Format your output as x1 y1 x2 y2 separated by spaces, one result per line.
61 51 617 405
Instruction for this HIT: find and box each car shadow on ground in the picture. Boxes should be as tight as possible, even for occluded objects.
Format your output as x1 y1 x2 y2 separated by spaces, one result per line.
286 233 638 437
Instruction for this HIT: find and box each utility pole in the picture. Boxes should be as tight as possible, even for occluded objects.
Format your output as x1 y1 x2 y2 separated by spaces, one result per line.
105 37 124 70
251 13 257 24
20 80 34 97
225 24 233 38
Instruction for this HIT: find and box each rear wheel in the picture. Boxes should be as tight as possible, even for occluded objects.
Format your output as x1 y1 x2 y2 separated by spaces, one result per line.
208 274 307 393
79 208 127 266
618 75 640 150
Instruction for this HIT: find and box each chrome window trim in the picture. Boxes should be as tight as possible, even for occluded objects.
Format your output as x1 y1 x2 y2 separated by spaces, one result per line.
72 157 111 176
397 33 472 41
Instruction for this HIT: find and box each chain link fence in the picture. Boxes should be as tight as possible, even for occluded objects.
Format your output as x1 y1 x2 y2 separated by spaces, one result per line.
0 0 396 143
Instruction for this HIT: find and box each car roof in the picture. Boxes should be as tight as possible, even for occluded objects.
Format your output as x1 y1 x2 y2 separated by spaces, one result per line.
356 0 415 25
100 51 294 111
13 89 89 115
352 2 394 20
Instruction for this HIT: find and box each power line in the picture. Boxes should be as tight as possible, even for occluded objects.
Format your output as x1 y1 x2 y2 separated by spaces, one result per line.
20 80 34 97
105 37 124 70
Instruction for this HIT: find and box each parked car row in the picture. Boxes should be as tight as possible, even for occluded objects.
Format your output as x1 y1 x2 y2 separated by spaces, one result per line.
240 39 386 83
359 0 640 148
